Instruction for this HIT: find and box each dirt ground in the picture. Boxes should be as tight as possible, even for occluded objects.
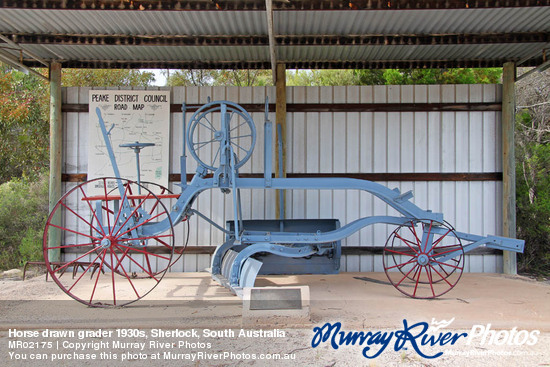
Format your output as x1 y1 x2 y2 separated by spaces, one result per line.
0 271 549 366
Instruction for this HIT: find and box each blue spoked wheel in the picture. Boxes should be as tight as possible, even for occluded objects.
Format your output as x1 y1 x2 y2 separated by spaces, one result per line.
187 100 256 172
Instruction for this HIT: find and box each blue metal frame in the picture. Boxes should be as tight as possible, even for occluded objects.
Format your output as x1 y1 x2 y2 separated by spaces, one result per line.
92 100 525 297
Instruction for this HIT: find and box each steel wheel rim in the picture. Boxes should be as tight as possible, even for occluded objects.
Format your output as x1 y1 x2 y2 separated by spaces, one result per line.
43 177 175 307
383 219 464 299
388 220 461 284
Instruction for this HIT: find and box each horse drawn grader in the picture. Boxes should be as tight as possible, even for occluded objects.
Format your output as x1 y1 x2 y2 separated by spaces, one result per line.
43 99 524 307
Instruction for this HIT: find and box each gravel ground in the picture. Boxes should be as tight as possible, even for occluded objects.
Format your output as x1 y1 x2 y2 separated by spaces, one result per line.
1 271 549 366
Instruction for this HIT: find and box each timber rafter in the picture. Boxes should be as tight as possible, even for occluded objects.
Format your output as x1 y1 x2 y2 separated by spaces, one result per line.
8 32 550 47
1 0 549 11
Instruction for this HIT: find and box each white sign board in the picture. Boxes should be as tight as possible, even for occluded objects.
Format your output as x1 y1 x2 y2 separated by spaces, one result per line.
88 90 170 194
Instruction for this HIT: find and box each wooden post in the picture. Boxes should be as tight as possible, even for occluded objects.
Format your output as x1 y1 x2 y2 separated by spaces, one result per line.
48 62 62 262
502 62 517 275
275 63 287 219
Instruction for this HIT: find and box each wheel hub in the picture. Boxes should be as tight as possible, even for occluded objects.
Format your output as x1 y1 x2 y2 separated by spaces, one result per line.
417 253 430 266
99 237 113 249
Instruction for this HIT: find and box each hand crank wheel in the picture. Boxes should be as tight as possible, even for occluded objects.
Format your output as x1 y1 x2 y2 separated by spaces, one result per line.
187 100 256 172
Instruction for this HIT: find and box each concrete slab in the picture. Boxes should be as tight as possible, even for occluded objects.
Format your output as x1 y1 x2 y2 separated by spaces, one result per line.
1 272 549 366
242 286 310 326
0 272 548 331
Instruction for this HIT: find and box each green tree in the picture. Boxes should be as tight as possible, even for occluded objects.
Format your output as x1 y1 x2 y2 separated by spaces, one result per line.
62 69 155 87
353 70 386 85
285 68 502 86
0 172 49 269
167 69 272 87
383 68 502 85
214 70 272 86
286 69 360 86
515 69 550 275
166 70 217 86
0 64 49 183
0 66 157 269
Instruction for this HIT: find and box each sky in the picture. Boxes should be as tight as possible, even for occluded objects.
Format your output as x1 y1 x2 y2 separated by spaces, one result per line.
143 69 167 86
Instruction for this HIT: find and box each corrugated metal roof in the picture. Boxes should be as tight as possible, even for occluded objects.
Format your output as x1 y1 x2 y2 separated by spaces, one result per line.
276 8 550 35
0 5 548 69
0 9 266 35
278 43 550 62
25 44 270 61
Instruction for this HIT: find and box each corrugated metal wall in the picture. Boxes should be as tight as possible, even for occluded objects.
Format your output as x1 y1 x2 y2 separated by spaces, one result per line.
62 84 503 273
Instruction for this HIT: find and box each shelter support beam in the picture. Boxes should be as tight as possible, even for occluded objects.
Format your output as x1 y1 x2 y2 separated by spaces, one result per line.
275 63 287 219
265 0 277 84
502 62 517 275
48 62 62 262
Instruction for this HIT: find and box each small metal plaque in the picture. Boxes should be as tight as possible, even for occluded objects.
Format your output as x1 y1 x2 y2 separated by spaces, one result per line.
249 288 302 310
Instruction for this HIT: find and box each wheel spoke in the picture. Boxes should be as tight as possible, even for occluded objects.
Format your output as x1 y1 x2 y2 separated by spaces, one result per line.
408 223 422 246
432 246 462 257
202 115 216 132
433 244 463 250
422 221 434 253
437 262 452 278
231 141 249 154
431 228 453 249
197 119 216 133
384 248 416 257
89 249 108 304
79 186 106 236
385 257 416 270
122 234 174 242
109 248 116 306
412 266 423 298
227 110 235 124
429 264 453 287
103 178 111 231
145 254 153 277
211 146 221 167
115 212 167 239
115 243 172 261
113 247 131 273
152 236 174 249
426 266 436 298
112 192 153 237
67 250 105 292
394 233 421 253
45 242 98 250
111 249 141 298
60 201 104 238
396 264 419 286
232 134 252 139
113 244 159 281
194 138 217 150
53 246 100 274
432 259 463 270
47 223 100 241
111 183 131 236
230 120 247 132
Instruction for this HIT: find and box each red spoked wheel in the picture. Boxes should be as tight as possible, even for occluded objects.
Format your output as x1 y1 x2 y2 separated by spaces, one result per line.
43 177 175 307
92 181 187 278
383 220 464 299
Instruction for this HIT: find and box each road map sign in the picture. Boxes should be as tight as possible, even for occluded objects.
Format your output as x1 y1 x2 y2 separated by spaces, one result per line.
88 90 171 194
